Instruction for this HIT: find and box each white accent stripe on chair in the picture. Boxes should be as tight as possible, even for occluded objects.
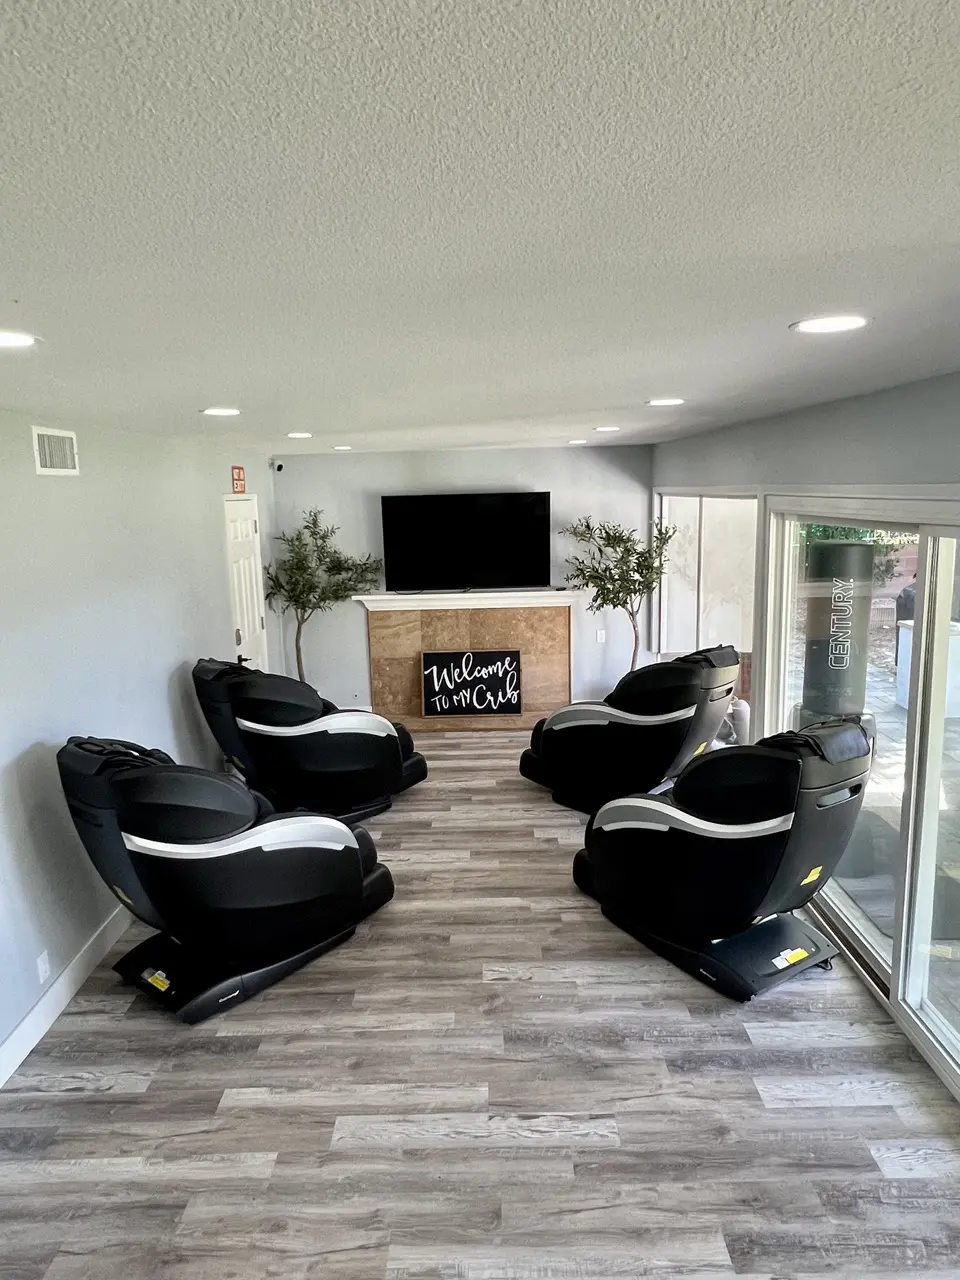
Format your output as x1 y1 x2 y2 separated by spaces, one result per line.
236 712 398 738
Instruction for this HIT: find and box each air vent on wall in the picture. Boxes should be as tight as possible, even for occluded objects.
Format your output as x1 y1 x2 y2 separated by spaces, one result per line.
32 426 79 476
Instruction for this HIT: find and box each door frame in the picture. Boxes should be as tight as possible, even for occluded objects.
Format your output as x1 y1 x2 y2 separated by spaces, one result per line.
223 493 269 671
890 524 960 1102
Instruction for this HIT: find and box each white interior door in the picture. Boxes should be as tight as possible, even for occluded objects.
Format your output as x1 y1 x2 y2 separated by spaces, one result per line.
223 495 269 671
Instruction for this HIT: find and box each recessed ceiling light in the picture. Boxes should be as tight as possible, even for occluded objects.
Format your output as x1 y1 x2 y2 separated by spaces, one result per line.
646 398 685 406
568 438 587 445
333 445 352 451
790 314 868 334
201 406 241 417
594 426 620 433
0 330 38 349
287 432 312 438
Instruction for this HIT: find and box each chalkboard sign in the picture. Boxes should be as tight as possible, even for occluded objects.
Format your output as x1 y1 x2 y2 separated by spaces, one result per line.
422 650 522 717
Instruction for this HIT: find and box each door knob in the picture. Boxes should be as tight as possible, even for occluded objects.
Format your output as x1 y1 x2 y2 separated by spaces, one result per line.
237 654 252 665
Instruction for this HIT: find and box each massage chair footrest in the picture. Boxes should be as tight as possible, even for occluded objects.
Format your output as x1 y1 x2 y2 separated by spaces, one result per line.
602 908 838 1001
336 796 393 826
523 754 625 815
396 752 429 793
518 748 546 788
360 863 396 919
114 928 356 1024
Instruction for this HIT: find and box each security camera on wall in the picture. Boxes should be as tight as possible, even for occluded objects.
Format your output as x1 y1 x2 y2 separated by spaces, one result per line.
269 459 284 473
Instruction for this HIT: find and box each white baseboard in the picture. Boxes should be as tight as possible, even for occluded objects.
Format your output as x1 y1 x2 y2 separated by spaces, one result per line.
0 906 130 1087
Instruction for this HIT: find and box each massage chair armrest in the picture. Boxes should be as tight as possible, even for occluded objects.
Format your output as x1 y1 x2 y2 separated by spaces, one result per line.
236 711 399 740
544 703 698 733
585 791 673 849
122 812 359 859
261 812 377 873
313 707 412 749
591 793 794 841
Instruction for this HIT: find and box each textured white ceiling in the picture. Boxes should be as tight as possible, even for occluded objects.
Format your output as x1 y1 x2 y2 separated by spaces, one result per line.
2 1 959 451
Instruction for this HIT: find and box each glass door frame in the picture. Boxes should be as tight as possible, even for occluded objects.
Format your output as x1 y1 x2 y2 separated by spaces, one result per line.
761 492 960 1102
893 525 960 1097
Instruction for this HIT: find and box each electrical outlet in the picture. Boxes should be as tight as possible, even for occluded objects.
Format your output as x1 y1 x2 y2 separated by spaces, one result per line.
37 950 50 984
596 629 606 644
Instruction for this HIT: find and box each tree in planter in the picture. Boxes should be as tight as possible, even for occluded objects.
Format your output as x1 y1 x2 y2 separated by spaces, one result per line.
562 517 676 670
265 508 382 682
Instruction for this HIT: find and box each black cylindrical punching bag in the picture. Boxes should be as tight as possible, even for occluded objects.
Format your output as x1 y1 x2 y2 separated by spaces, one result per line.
800 540 874 717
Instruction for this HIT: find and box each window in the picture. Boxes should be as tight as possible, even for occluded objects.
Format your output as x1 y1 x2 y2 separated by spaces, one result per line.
658 495 757 695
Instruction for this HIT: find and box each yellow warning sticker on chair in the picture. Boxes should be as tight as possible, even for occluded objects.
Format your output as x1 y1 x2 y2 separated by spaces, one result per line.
693 743 708 757
145 970 170 992
772 946 810 970
800 865 823 886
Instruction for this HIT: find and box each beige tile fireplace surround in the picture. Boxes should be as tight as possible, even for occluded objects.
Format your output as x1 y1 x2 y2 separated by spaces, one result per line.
354 591 575 731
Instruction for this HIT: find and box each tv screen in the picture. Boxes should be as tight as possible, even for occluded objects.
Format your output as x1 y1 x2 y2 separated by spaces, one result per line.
381 491 551 592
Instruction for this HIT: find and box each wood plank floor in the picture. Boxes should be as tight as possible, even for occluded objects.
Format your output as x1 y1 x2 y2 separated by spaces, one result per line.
3 730 960 1278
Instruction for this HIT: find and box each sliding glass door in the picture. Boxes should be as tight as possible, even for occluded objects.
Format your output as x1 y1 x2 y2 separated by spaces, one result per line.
763 498 960 1099
770 517 918 973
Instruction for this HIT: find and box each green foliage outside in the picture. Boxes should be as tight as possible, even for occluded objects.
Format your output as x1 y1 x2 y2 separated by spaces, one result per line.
563 517 676 669
265 508 382 681
802 525 918 587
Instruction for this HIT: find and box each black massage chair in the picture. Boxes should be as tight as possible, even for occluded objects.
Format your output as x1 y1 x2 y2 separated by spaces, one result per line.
573 717 874 999
192 659 428 824
57 736 394 1022
519 645 740 813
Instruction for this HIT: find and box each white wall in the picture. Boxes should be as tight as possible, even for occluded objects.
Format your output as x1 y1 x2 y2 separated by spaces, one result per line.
0 412 276 1073
653 372 960 490
271 446 653 704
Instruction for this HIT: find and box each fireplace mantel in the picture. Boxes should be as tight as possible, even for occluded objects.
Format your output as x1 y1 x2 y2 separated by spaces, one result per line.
353 589 578 612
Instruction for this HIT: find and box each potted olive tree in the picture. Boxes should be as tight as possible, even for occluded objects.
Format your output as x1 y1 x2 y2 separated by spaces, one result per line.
265 508 382 682
563 516 675 670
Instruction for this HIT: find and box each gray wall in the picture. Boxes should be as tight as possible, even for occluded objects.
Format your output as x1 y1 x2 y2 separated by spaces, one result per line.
271 446 653 704
0 412 276 1054
653 372 960 490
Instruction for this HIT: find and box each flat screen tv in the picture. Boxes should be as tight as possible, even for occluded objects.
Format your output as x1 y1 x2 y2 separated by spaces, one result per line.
381 491 551 592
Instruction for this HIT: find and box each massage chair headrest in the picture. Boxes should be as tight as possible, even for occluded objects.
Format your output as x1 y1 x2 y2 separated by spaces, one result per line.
57 737 175 808
605 646 741 716
192 657 250 703
669 716 872 825
227 672 339 726
604 661 702 716
760 718 873 789
675 644 741 691
112 766 262 845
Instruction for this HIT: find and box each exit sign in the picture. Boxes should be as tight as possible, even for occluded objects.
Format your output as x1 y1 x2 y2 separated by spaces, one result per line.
231 465 246 493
